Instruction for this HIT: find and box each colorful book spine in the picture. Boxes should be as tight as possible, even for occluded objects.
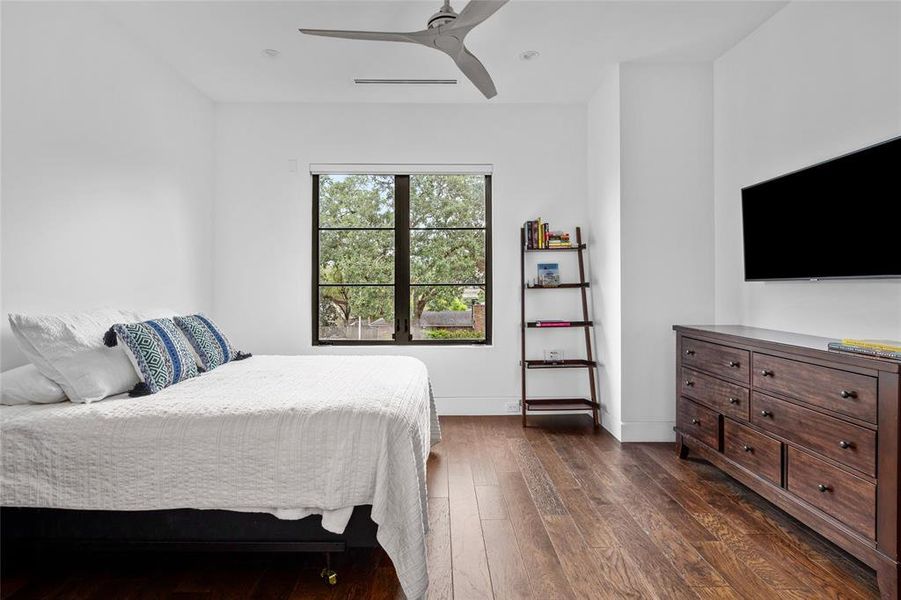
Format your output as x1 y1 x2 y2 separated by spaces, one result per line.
841 339 901 353
828 342 901 361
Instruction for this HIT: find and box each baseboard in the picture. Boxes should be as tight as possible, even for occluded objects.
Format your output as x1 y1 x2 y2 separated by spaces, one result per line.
435 396 594 417
435 396 514 416
618 420 676 442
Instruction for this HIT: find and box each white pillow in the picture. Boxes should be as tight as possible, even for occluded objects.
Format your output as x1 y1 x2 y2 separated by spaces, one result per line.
1 364 68 405
8 308 144 404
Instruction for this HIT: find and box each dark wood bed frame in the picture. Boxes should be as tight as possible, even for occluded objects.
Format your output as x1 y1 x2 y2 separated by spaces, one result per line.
1 505 380 581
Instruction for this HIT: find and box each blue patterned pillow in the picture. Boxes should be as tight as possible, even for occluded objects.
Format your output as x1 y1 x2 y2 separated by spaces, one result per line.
104 318 198 395
173 313 249 371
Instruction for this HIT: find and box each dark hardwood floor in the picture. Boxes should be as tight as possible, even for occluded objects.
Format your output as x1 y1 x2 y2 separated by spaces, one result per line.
1 415 880 599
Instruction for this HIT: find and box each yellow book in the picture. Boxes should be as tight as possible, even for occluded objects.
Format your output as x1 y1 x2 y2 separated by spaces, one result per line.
842 339 901 353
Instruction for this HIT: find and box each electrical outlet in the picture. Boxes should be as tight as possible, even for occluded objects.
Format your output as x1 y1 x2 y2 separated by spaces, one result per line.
505 400 521 414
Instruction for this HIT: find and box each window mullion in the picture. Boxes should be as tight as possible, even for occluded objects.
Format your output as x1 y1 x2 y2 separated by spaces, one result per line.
395 175 412 343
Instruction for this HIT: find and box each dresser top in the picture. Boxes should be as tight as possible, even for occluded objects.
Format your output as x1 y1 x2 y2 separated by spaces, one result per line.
673 324 901 373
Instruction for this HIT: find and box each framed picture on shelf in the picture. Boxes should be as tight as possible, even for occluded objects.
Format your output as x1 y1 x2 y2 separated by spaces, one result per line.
537 263 560 287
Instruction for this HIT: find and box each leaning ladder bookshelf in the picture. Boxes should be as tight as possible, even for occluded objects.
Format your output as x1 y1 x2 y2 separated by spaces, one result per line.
520 226 600 429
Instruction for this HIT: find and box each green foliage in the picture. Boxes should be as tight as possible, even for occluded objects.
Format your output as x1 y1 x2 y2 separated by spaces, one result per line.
424 328 483 340
318 174 486 328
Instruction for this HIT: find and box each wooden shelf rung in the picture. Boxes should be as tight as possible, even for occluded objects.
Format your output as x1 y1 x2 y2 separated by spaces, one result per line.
526 321 593 328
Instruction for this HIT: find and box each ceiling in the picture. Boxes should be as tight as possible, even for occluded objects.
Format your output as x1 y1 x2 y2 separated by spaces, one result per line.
104 1 787 104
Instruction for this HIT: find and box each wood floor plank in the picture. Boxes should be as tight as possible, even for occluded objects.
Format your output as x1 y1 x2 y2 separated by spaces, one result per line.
498 471 576 600
482 518 533 600
525 430 580 491
692 587 744 600
558 488 616 548
467 418 500 486
747 533 871 600
509 437 567 516
693 541 810 600
542 514 624 600
475 484 508 520
447 459 493 599
592 545 663 600
596 505 700 600
425 497 453 600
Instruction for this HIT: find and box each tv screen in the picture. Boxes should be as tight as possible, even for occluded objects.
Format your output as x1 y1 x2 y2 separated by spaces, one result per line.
742 137 901 281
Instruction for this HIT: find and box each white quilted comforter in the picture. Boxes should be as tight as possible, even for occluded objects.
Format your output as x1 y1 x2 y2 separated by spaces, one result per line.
0 355 439 599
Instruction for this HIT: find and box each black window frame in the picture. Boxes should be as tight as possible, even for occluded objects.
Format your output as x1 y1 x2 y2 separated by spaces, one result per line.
312 173 492 346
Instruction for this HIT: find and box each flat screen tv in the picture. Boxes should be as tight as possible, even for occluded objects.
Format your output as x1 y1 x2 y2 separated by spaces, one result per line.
742 136 901 281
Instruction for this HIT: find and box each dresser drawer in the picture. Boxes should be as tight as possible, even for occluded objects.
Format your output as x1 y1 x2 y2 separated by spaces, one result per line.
681 368 749 421
753 353 877 423
682 338 750 384
787 447 875 539
750 392 876 477
724 419 781 485
677 397 719 450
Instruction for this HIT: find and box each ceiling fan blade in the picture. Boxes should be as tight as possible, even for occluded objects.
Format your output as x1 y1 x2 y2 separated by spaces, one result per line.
452 45 497 98
299 28 422 44
453 0 509 30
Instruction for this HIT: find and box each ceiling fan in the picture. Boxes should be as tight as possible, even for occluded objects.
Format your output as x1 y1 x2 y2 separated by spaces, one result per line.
300 0 509 99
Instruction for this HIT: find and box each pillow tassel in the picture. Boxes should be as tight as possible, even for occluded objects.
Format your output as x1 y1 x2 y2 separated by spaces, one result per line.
103 327 118 347
127 382 151 397
234 351 253 361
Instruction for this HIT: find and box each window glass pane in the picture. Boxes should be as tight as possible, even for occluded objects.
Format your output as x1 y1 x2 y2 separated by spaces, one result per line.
319 230 394 284
410 230 485 284
319 174 394 228
410 175 485 228
319 286 394 341
410 285 486 341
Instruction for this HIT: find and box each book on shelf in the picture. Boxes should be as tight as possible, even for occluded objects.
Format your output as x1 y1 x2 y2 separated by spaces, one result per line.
533 320 572 327
523 219 574 249
828 341 901 361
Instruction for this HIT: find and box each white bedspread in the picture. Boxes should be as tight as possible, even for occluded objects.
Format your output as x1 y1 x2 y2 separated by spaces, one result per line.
0 355 439 599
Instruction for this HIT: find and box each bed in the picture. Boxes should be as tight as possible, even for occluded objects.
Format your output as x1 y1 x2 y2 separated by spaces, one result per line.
0 354 439 599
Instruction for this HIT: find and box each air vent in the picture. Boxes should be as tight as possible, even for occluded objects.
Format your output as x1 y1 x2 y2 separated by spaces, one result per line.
353 78 457 85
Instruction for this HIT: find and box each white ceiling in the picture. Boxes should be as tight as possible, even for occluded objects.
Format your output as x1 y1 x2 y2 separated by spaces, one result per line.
104 1 787 104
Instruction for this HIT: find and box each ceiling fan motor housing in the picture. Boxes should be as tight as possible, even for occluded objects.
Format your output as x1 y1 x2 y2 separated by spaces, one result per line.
427 4 457 29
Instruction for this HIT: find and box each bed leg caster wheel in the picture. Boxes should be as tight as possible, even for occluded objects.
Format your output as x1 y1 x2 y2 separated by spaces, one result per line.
320 568 337 586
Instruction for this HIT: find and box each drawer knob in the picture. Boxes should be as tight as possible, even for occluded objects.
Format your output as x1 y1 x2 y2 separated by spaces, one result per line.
685 380 695 387
817 484 831 493
840 390 857 399
728 397 739 405
839 440 853 449
691 418 700 425
728 361 740 368
743 445 753 453
760 369 773 377
760 410 772 418
685 349 696 356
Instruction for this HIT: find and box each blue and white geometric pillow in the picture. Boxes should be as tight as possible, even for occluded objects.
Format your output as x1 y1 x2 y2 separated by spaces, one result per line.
173 313 250 372
104 318 199 395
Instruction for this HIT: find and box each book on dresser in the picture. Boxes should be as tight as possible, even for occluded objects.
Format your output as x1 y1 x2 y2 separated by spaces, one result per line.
672 324 901 599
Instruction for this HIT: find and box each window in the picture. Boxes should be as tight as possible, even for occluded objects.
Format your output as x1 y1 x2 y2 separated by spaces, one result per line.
314 171 491 345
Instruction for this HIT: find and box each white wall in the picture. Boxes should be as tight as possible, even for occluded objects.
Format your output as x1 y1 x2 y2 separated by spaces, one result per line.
620 63 715 441
0 2 215 369
213 103 591 413
586 64 715 441
586 66 624 438
714 1 901 339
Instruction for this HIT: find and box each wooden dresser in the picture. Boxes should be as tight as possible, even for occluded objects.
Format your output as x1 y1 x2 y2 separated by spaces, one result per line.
673 325 901 598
